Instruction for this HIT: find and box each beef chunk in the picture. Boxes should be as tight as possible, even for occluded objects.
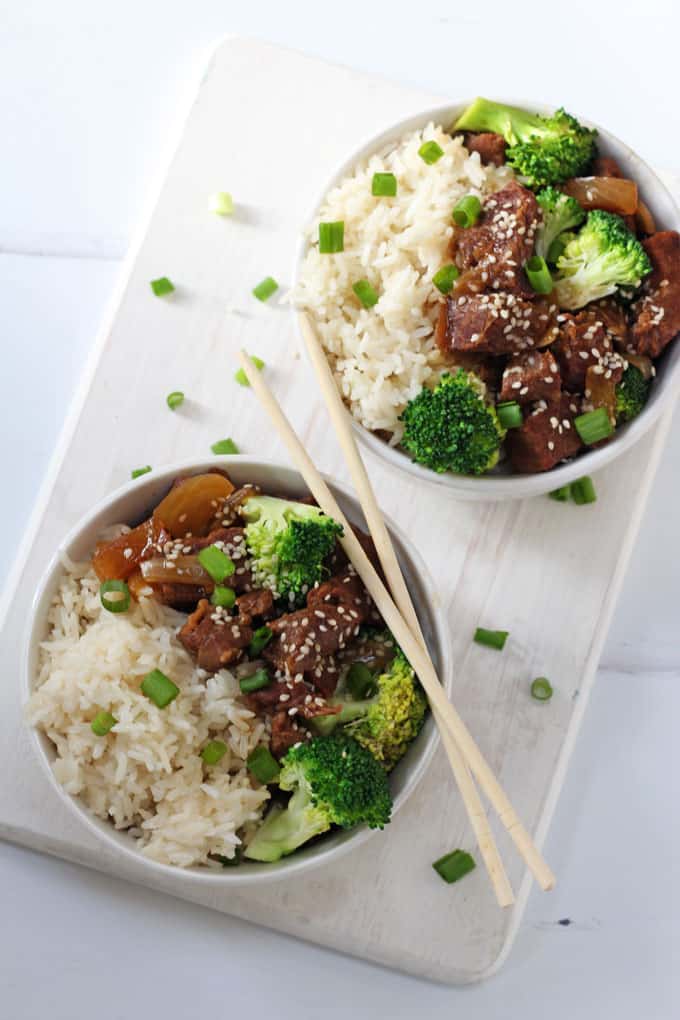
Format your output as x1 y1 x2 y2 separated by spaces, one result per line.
270 712 302 758
153 582 211 610
178 599 252 672
235 589 274 624
592 156 624 179
554 311 625 392
248 678 341 758
499 350 561 405
507 394 582 473
438 291 558 356
464 132 507 166
590 298 630 349
631 231 680 358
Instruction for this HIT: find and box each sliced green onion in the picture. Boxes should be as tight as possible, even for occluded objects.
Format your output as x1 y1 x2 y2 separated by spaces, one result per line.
530 677 554 702
166 391 184 411
201 740 228 765
547 236 566 264
452 195 482 228
371 172 397 197
198 545 235 582
418 140 445 165
99 579 131 614
432 849 476 884
131 465 152 479
473 627 508 651
210 585 236 608
234 354 265 387
352 279 379 308
249 626 273 657
525 255 553 295
496 401 523 429
252 276 279 302
209 191 234 215
571 475 597 505
91 711 117 736
211 437 239 455
239 668 272 694
141 668 179 708
575 407 614 445
432 264 460 294
346 662 376 699
318 221 344 253
247 745 281 784
549 485 571 502
150 277 175 297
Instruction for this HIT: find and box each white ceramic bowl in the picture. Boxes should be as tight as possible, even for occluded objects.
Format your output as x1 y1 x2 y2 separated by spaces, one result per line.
22 458 451 886
293 101 680 501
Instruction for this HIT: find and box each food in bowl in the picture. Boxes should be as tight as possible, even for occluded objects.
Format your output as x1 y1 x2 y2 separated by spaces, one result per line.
26 470 428 868
295 98 680 476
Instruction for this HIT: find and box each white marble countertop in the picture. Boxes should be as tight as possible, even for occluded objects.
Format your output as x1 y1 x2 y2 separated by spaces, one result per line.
2 3 678 1016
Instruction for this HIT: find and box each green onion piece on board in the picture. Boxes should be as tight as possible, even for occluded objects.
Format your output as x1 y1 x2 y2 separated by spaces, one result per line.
525 255 554 295
91 711 117 736
318 221 345 253
346 662 376 699
531 677 554 701
247 745 281 784
209 191 234 215
239 669 271 695
201 740 228 765
571 476 597 505
549 485 571 502
252 276 279 302
198 545 235 583
166 391 184 411
249 626 273 657
211 437 239 455
432 849 476 884
452 195 482 228
575 407 613 445
99 579 131 614
131 466 152 479
473 627 508 651
371 172 397 197
141 669 180 708
418 140 445 165
432 264 460 294
150 277 175 297
352 279 379 308
234 354 265 387
496 401 523 429
210 585 236 608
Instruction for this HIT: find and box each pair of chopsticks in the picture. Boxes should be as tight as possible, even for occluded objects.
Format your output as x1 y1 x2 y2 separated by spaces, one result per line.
236 318 555 907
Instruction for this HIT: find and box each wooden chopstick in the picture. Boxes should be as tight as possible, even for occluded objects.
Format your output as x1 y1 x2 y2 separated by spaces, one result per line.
236 349 555 893
298 312 515 907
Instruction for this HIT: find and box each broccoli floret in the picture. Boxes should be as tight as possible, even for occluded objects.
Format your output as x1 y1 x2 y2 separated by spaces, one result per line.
312 647 427 771
615 364 651 423
454 98 597 188
399 370 505 476
554 210 652 309
535 186 586 262
241 495 343 603
243 734 392 862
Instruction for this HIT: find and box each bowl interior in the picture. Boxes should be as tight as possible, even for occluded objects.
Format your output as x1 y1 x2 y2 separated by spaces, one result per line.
293 101 680 501
24 459 449 884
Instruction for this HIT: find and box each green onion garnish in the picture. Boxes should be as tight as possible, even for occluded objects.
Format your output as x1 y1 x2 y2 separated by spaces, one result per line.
571 476 597 505
346 662 376 700
432 264 460 294
452 195 482 228
166 391 184 411
91 711 117 736
234 354 265 387
247 745 281 784
575 407 614 446
141 669 179 708
371 172 397 197
252 276 279 302
99 579 131 614
549 485 571 502
211 437 239 455
318 221 345 254
201 740 227 765
525 255 553 295
547 237 566 264
352 279 379 308
473 627 508 651
209 191 234 216
210 585 236 608
239 668 272 695
496 401 523 429
418 140 445 165
131 466 152 479
432 849 476 884
530 677 554 702
198 545 235 583
249 626 273 657
150 277 175 297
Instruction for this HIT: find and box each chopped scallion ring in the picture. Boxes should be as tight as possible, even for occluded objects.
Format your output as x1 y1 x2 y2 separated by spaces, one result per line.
452 195 482 228
575 407 613 445
525 255 554 295
211 437 239 455
91 711 117 736
239 668 271 695
150 277 175 297
209 191 234 215
131 466 152 479
99 579 131 614
432 849 476 884
252 276 279 302
166 391 184 411
531 677 553 701
141 669 179 708
234 354 265 387
247 745 281 784
249 626 273 657
418 140 445 165
210 585 236 608
371 172 397 197
318 221 345 253
352 279 379 308
201 740 228 765
432 264 460 294
198 545 235 583
571 475 597 504
496 401 523 429
473 627 508 651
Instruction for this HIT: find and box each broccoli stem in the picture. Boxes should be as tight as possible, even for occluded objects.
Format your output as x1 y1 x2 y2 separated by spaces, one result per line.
244 787 329 863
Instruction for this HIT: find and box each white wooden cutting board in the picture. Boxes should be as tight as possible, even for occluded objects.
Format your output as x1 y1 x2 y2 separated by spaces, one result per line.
1 37 677 984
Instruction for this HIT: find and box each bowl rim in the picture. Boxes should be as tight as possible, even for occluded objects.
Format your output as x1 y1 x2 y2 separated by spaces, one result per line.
291 99 680 500
21 456 452 885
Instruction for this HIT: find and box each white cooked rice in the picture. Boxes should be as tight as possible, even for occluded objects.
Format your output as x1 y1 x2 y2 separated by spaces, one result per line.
294 123 513 442
26 557 270 868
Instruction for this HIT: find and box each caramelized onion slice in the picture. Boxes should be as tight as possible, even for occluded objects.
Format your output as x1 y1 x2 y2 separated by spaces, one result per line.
93 517 168 582
563 177 638 216
635 199 656 236
153 473 235 538
585 366 617 424
140 555 214 587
